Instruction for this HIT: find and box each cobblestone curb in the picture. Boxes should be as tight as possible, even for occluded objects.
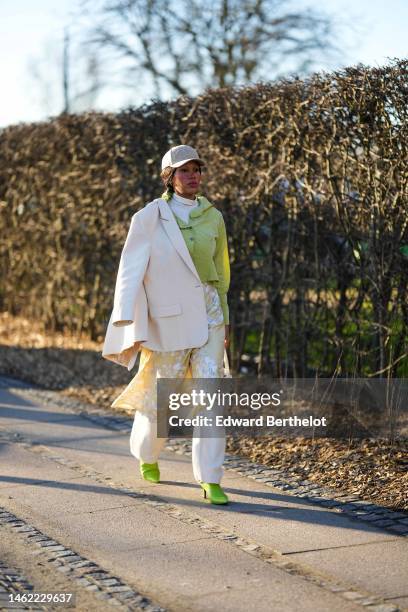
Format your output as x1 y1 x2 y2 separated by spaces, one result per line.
10 383 408 538
0 427 402 612
0 509 166 612
0 560 45 611
168 440 408 537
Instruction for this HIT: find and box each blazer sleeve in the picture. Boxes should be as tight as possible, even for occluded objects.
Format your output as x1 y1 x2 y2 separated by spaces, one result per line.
111 212 151 327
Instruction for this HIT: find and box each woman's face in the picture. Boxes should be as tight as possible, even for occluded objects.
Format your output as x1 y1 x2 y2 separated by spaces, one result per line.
172 160 202 199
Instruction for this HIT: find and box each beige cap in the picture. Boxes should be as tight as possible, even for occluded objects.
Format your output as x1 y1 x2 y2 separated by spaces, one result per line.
161 145 205 171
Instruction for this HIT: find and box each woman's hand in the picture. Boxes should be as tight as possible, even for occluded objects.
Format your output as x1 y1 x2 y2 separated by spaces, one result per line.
224 325 230 349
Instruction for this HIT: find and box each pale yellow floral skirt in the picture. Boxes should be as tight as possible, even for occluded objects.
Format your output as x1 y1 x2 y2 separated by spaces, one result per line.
111 284 225 421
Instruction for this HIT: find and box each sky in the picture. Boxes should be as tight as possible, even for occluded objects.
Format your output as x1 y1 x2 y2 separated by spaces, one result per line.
0 0 407 129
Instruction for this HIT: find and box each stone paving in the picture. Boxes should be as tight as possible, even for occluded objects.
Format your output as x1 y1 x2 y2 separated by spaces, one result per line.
10 383 407 539
0 560 45 611
0 508 165 612
0 449 401 612
1 376 407 612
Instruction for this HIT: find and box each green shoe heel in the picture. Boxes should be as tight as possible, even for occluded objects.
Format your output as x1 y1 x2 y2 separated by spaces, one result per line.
140 462 160 483
200 482 229 505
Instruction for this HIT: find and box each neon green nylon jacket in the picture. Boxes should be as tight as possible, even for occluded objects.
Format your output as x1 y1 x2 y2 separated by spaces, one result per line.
161 191 230 324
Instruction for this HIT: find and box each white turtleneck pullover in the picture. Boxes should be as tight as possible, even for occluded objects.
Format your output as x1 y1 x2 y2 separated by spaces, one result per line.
169 192 198 223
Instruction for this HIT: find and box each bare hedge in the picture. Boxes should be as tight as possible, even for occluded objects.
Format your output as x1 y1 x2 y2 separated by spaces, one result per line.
1 59 407 377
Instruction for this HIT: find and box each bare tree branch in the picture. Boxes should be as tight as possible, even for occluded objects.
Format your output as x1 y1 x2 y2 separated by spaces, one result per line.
78 0 342 98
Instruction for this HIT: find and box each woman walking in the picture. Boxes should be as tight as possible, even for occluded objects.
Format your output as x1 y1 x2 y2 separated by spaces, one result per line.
102 145 230 504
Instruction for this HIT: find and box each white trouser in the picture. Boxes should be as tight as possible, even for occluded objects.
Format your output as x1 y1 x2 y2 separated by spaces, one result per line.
130 410 226 483
112 285 226 484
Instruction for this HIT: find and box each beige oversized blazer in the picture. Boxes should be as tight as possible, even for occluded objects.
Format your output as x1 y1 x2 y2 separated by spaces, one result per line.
102 198 209 370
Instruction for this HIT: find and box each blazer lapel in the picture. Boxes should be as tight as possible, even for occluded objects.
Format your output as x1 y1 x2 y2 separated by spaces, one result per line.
157 198 201 282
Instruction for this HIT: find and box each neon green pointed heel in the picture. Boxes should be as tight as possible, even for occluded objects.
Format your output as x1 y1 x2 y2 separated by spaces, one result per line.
200 482 229 504
140 462 160 483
